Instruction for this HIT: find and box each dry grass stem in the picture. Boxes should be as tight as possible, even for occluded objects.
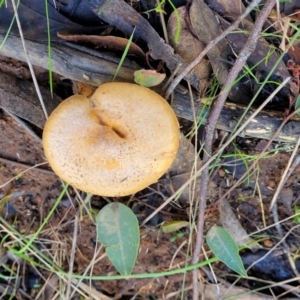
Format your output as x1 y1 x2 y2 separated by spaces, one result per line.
269 136 300 209
10 0 48 119
0 161 51 189
66 215 78 299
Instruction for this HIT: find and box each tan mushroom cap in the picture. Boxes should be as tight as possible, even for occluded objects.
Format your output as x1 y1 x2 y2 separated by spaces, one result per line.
43 82 179 196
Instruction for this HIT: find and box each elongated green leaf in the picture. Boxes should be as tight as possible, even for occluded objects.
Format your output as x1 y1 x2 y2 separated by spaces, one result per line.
206 226 247 277
113 27 135 81
162 220 189 233
96 203 140 275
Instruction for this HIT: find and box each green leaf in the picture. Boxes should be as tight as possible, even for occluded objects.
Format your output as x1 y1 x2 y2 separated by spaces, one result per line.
113 27 136 81
295 95 300 116
162 220 189 233
206 226 247 277
134 69 166 87
96 203 140 275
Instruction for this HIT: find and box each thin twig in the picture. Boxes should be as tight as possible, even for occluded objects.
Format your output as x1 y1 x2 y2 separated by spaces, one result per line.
66 215 79 299
191 4 277 297
269 118 300 282
0 160 54 189
164 0 262 99
0 157 53 175
269 138 300 209
272 202 300 279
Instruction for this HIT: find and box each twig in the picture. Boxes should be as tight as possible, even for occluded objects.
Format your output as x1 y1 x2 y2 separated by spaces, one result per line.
191 3 277 298
164 0 262 99
272 202 300 279
0 159 54 189
269 139 300 209
0 157 53 175
66 215 78 300
269 121 300 282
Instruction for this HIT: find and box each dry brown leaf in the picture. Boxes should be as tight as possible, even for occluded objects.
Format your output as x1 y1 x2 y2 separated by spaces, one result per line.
218 198 260 250
167 7 211 92
189 0 231 87
218 17 294 92
205 0 251 22
202 281 275 299
88 0 200 90
188 0 255 103
189 1 296 103
57 33 146 59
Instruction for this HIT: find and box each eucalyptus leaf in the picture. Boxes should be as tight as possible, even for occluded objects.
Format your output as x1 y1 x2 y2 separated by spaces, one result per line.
162 220 189 233
97 203 140 275
206 226 247 277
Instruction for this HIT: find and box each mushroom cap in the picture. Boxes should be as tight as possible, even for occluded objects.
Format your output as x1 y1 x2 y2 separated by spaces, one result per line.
43 82 179 196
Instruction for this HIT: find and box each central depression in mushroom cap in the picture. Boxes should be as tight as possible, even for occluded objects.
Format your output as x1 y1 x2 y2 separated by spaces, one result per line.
43 82 179 196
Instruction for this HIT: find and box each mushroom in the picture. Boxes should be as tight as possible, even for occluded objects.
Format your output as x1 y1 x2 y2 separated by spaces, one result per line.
42 82 179 196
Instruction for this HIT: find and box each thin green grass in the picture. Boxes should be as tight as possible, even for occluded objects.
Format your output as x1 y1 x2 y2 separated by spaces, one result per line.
166 0 181 43
97 0 113 16
113 27 136 81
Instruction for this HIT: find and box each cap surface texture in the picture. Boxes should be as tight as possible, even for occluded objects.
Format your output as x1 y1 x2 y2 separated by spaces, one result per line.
43 82 179 196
